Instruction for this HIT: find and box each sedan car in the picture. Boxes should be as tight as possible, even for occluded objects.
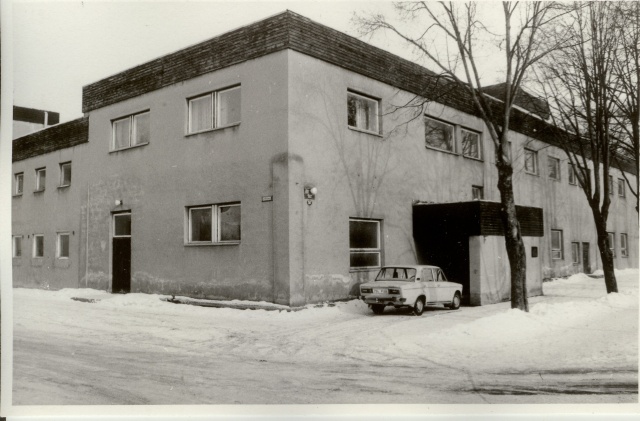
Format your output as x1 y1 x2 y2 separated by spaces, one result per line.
359 265 463 315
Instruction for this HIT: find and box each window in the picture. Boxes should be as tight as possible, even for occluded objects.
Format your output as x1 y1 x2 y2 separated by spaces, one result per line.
349 218 381 269
57 233 70 258
113 213 132 237
607 232 615 257
608 175 614 196
35 168 46 191
188 86 241 134
620 233 628 258
524 149 538 175
505 141 512 162
112 111 150 150
548 157 560 180
14 172 24 195
472 185 483 200
187 203 241 244
551 229 563 260
13 236 22 257
33 234 44 258
571 242 580 264
59 162 71 187
568 164 577 185
424 117 454 152
618 179 626 197
461 129 481 159
347 91 379 133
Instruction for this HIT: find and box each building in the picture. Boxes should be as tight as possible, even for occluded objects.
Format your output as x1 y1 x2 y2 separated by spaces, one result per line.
11 11 638 306
13 106 60 139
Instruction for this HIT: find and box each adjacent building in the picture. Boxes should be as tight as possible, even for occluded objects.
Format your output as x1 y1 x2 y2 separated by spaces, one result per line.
11 11 638 306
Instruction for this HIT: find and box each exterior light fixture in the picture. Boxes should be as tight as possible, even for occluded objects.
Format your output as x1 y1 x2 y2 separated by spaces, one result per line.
115 199 123 206
304 186 317 205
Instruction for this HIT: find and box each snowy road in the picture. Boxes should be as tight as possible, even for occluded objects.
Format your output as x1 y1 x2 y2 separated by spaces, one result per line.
12 270 639 405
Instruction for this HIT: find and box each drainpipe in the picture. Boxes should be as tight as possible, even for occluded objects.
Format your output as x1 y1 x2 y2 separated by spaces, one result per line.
85 183 90 288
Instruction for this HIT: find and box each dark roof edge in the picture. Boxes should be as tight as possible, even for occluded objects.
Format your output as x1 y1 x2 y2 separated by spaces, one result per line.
12 117 89 162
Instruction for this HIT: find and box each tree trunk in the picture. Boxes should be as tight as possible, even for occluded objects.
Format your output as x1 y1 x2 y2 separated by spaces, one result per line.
496 162 529 311
591 207 618 293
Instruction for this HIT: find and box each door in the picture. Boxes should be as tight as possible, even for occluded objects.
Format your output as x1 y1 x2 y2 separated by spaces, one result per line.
422 268 437 304
435 268 453 302
582 242 590 274
112 212 131 293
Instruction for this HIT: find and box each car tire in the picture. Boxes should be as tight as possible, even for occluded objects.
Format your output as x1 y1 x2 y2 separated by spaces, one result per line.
449 292 461 310
413 297 425 316
371 304 385 315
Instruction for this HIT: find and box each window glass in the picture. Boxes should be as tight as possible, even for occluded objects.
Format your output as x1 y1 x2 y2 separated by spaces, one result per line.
15 173 24 195
58 233 70 258
571 242 580 264
34 235 44 258
551 229 563 259
608 175 614 195
607 232 615 256
461 129 480 158
114 214 132 237
217 87 241 127
425 117 454 152
189 94 213 133
349 220 379 249
350 252 380 268
35 168 46 191
60 163 71 186
133 112 150 146
618 179 625 197
548 157 560 180
568 164 576 185
620 233 628 257
13 236 22 257
219 205 241 242
348 92 379 133
524 149 538 174
472 186 483 200
113 117 131 150
423 268 434 281
189 208 212 242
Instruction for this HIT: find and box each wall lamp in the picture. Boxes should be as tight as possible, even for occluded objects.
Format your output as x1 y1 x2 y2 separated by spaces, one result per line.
115 199 123 206
304 186 318 206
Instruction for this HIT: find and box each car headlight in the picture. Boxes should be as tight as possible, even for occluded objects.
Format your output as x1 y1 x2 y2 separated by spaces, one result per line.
388 288 400 294
361 288 372 293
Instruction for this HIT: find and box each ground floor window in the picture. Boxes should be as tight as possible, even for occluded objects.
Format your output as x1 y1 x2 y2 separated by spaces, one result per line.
187 203 241 244
571 242 580 264
57 232 70 258
620 233 628 258
33 234 44 258
472 185 483 200
13 236 22 257
349 218 381 270
551 229 563 260
607 232 615 257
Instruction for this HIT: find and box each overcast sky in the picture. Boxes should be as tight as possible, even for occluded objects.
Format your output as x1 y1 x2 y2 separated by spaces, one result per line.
13 1 507 124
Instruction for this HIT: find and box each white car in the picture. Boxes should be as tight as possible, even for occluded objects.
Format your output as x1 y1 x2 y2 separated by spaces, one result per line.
359 265 463 315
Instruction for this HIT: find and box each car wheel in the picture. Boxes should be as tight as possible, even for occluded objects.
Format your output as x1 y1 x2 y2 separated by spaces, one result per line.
450 292 461 310
371 304 385 315
413 297 425 316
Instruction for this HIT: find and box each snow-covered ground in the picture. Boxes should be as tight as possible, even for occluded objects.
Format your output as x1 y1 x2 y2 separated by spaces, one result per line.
11 269 639 405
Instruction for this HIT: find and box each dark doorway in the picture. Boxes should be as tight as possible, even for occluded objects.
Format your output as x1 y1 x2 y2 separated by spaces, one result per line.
112 213 131 293
582 242 590 274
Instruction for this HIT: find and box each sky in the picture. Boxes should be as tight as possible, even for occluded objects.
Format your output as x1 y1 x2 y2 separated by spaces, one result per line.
12 0 508 125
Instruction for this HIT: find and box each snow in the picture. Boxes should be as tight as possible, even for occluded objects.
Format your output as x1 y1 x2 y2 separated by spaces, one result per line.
11 269 639 404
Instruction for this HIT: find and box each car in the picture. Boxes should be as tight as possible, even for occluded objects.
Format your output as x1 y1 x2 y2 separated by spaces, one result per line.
359 265 463 316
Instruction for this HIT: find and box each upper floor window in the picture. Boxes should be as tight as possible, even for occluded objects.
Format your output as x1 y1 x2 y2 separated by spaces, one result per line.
187 203 241 244
188 86 241 134
347 91 379 134
618 179 625 197
548 157 560 180
35 168 46 192
425 117 454 152
349 218 382 270
620 233 628 258
59 162 71 187
524 148 538 175
607 232 615 257
14 172 24 195
461 129 481 159
112 111 150 151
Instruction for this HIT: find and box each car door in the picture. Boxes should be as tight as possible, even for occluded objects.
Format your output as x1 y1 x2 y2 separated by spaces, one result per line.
435 269 454 302
422 268 438 304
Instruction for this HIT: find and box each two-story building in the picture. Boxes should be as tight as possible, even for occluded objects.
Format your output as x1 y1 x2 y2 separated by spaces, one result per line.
11 11 638 306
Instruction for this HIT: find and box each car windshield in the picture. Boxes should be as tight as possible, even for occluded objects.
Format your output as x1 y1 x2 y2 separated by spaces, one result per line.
375 267 417 281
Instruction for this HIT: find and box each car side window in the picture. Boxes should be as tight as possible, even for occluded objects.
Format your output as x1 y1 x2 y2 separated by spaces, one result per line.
436 269 447 282
423 269 434 282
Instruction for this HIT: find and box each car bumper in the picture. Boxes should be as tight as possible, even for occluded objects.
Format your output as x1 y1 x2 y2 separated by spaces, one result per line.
360 295 407 305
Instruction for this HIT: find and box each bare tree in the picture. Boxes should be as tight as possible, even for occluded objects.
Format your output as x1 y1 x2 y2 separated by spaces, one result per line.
537 2 624 293
357 2 567 311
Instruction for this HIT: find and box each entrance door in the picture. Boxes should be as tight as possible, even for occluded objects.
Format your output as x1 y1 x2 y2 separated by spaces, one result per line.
582 242 590 274
112 212 131 293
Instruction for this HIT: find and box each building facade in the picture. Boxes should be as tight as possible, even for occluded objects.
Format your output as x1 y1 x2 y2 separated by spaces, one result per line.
11 12 638 306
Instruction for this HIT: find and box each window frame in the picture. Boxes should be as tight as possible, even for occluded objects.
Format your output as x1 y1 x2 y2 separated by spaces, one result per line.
35 167 46 192
349 218 382 271
608 175 614 196
59 162 72 187
524 148 538 175
548 156 561 181
607 232 615 257
568 164 577 185
550 229 563 260
618 179 626 197
471 185 484 200
186 202 241 245
347 90 381 135
571 242 580 265
12 235 22 258
14 172 24 196
111 110 150 151
187 85 242 135
424 116 456 153
620 233 628 258
461 128 482 160
33 234 44 258
56 232 70 259
113 213 132 238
